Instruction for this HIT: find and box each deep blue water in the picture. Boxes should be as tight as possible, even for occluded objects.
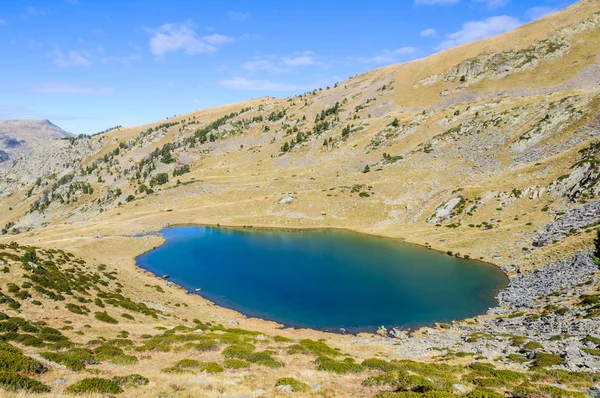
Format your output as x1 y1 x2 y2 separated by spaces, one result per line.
136 226 507 332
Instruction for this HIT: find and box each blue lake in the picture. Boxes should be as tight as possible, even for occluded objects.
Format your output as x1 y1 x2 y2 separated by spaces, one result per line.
136 226 508 333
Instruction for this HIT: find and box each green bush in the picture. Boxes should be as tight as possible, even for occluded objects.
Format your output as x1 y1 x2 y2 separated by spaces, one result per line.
40 352 84 371
533 352 566 368
0 370 51 393
362 358 397 372
287 339 340 357
199 362 224 373
94 345 138 365
95 311 118 324
0 350 47 373
174 359 199 368
64 377 123 395
466 389 505 398
222 344 255 359
112 374 149 388
316 356 363 374
223 358 250 369
523 341 543 350
275 377 309 392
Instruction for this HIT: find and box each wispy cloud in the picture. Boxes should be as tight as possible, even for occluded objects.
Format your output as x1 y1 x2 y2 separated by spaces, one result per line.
525 6 558 21
244 59 288 74
228 11 250 21
243 52 319 74
436 15 521 50
472 0 509 9
52 48 91 67
420 28 437 38
282 52 317 66
26 7 45 16
218 77 315 91
414 0 459 5
27 84 113 95
357 47 418 65
148 21 232 57
203 33 234 45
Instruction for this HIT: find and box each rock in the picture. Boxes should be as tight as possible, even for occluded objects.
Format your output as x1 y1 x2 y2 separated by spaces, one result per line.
453 384 469 394
589 387 600 398
533 200 600 247
228 319 239 326
494 252 597 309
276 384 293 394
188 377 208 384
54 378 67 385
277 194 296 205
251 389 266 397
312 384 321 391
427 197 462 223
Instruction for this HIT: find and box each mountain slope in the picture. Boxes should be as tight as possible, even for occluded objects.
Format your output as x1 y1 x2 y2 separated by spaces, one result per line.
0 119 71 165
0 1 599 396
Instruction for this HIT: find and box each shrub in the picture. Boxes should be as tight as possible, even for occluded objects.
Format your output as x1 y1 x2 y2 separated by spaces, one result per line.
533 352 566 368
112 374 149 388
0 370 51 393
287 339 340 357
21 249 38 264
40 352 84 371
223 359 250 369
275 377 309 392
523 341 543 350
0 351 47 373
466 389 505 398
95 311 118 324
150 173 168 186
174 359 199 368
222 344 255 360
64 377 123 395
94 345 138 365
316 357 363 374
362 358 397 372
199 362 224 373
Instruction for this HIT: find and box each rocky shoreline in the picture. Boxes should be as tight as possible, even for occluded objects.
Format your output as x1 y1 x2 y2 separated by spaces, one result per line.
352 251 600 374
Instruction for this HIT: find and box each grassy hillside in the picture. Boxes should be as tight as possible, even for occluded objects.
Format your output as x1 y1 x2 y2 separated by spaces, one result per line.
0 0 600 396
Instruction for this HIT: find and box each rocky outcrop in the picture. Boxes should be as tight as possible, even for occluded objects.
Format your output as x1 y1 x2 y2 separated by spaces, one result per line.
533 200 600 247
495 252 597 309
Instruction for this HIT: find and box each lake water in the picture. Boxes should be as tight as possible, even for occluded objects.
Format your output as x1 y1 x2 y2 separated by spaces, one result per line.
136 226 508 333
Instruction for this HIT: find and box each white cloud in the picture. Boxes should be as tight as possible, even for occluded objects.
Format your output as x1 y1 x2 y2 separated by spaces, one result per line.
228 11 250 21
358 47 418 64
420 28 437 38
281 52 317 66
472 0 509 9
28 84 113 95
52 49 91 67
148 21 232 57
525 6 558 21
244 59 288 74
414 0 459 5
202 33 234 45
243 52 320 74
218 77 313 91
436 15 521 50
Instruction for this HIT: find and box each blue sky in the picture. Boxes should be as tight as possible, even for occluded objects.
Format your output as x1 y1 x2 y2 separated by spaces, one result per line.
0 0 576 134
